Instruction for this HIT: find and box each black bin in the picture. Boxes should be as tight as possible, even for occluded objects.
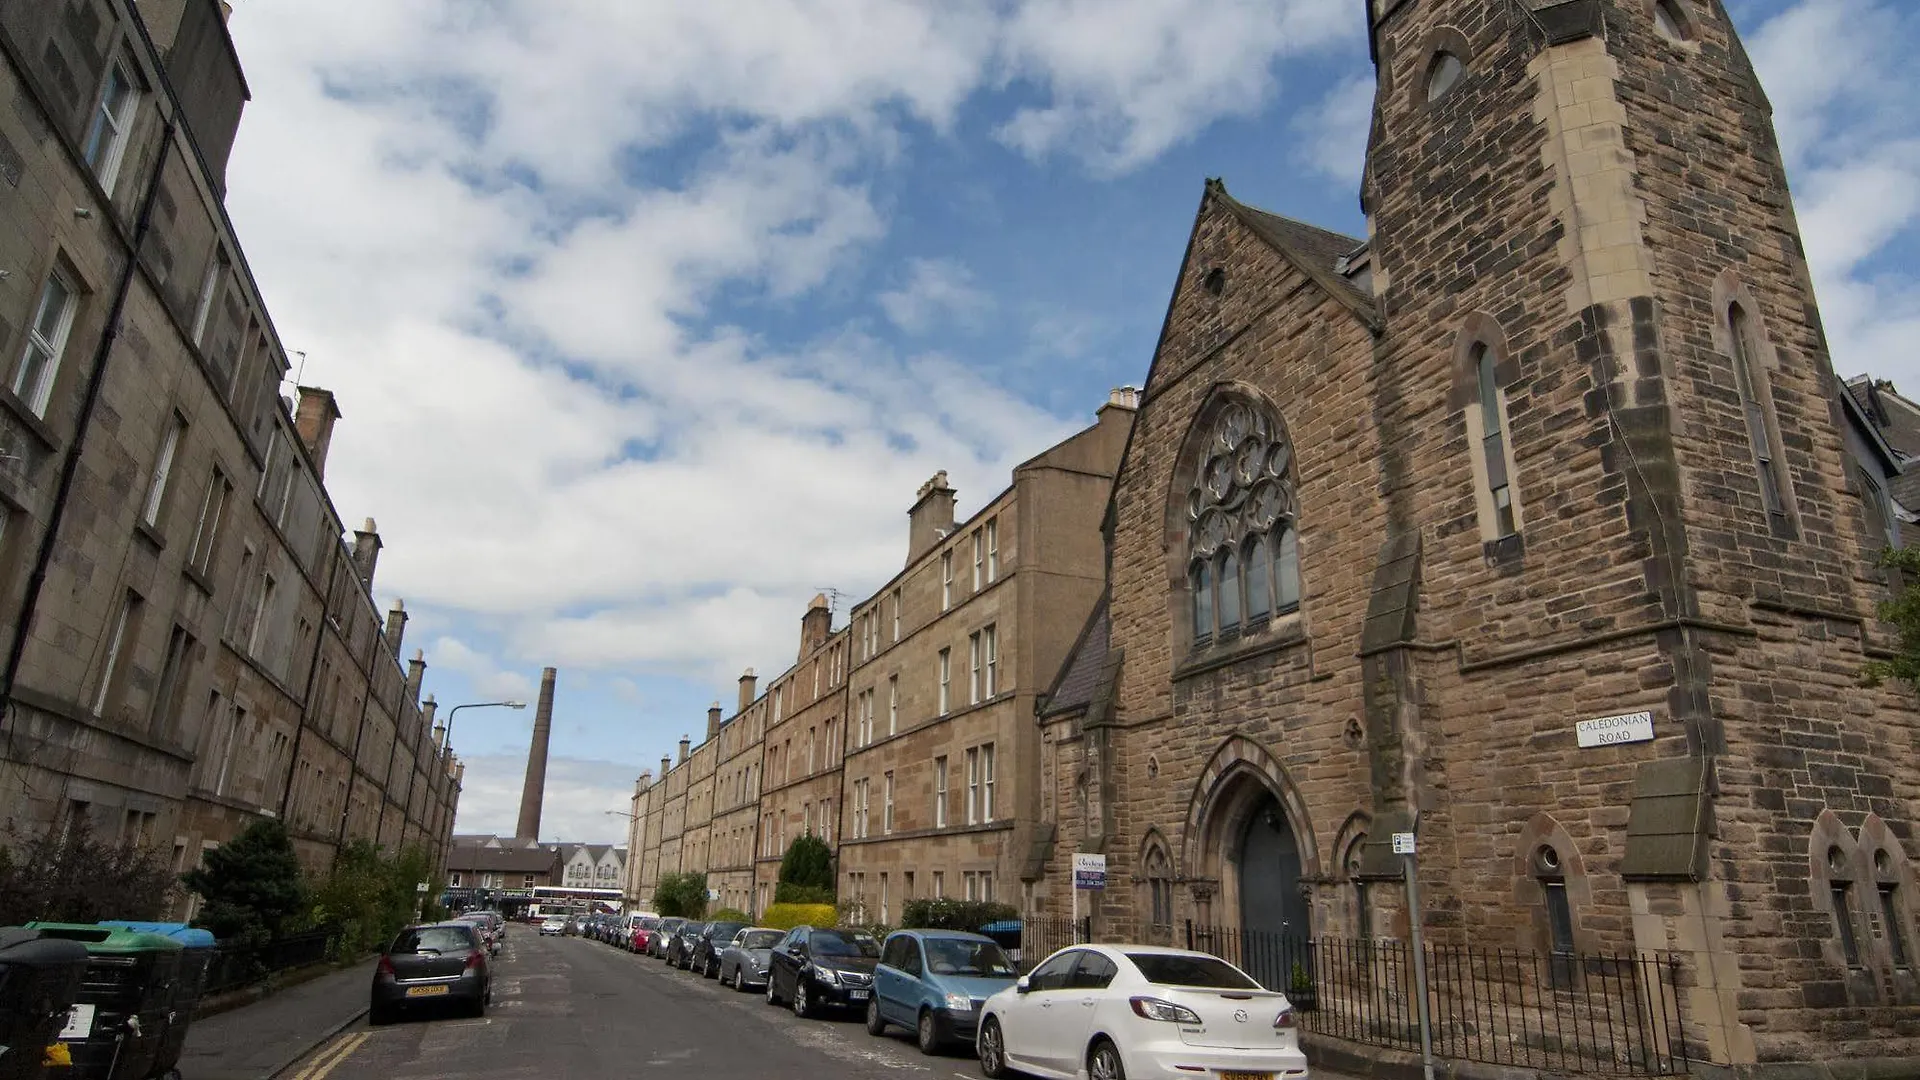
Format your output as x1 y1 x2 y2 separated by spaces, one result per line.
94 924 216 1080
0 930 88 1080
25 925 183 1080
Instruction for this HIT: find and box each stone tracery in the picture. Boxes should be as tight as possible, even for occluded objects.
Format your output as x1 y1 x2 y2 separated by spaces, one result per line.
1186 398 1301 643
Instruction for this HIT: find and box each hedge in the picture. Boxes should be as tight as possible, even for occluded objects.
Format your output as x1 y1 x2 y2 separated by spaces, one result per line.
759 903 837 931
899 898 1019 933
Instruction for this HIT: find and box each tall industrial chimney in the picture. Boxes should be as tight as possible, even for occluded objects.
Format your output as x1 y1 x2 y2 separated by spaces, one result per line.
515 667 557 840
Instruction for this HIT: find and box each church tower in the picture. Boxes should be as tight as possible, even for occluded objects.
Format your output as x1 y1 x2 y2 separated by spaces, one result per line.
1352 0 1918 1065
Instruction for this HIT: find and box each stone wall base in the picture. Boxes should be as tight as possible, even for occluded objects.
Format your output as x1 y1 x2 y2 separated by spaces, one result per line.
1302 1034 1920 1080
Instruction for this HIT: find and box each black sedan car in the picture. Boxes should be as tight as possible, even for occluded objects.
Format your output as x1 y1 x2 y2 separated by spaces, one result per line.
764 926 882 1018
718 927 785 991
370 922 491 1024
667 920 712 969
687 920 747 976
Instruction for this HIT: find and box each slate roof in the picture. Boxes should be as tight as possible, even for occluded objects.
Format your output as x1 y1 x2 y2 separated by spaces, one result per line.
1041 594 1109 719
1844 376 1920 511
1207 180 1378 327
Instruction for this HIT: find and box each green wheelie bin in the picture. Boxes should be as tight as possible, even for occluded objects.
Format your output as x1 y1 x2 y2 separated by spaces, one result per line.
24 925 182 1080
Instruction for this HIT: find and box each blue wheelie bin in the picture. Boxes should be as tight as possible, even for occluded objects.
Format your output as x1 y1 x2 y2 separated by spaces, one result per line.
0 928 89 1080
94 924 215 1080
24 925 182 1080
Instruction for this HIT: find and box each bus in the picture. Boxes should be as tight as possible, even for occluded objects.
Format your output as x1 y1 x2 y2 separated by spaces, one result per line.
527 885 624 920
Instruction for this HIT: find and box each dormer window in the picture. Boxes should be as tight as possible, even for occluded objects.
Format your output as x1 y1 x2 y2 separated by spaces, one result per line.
1426 52 1465 103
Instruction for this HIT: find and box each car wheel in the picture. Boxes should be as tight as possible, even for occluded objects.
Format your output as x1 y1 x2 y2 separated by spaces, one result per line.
1089 1038 1126 1080
766 973 782 1006
368 1004 395 1027
917 1009 941 1055
705 956 718 979
467 995 487 1019
865 998 887 1036
978 1017 1007 1079
791 979 812 1019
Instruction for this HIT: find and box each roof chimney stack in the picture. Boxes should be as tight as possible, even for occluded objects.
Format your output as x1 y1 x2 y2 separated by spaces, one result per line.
405 648 426 705
738 668 758 714
294 387 342 480
800 594 833 659
385 599 408 658
907 470 956 565
707 702 723 741
351 518 382 589
678 735 691 765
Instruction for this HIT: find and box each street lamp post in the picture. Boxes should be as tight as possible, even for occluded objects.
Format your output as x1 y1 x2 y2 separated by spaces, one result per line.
435 698 527 913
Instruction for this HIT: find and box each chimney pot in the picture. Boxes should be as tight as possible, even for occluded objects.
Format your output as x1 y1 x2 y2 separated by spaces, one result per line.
906 470 957 565
1105 385 1141 411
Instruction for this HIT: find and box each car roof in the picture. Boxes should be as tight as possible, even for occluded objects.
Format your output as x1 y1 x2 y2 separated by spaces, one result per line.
898 929 995 942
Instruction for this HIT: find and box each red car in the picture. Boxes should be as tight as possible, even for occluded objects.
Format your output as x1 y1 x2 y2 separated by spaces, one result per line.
630 916 662 953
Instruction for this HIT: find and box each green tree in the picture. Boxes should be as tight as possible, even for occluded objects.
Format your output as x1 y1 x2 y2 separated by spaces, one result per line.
653 872 709 918
0 819 174 926
1868 548 1920 688
775 834 829 891
182 817 307 945
311 841 436 957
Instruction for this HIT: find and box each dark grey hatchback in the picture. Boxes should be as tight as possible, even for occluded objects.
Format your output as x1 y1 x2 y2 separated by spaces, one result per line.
370 922 492 1024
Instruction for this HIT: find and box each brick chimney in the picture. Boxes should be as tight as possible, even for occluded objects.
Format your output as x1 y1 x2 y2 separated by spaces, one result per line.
907 470 956 565
707 702 723 741
434 722 447 749
351 518 381 588
678 735 690 765
421 694 437 739
405 648 426 706
294 387 342 480
800 593 833 660
661 755 672 778
738 668 757 714
385 599 407 657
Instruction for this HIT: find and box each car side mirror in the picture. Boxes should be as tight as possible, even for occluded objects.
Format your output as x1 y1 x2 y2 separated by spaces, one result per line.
1015 976 1031 994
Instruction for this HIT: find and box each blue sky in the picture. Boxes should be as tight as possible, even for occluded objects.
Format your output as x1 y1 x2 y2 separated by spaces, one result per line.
218 0 1920 844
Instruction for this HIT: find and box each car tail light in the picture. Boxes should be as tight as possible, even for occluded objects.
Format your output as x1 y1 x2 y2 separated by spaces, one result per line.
1274 1007 1297 1029
465 950 485 970
1129 997 1202 1024
377 956 396 979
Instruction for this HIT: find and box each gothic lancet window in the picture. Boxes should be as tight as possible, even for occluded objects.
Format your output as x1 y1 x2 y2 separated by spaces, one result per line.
1476 344 1517 537
1728 303 1791 533
1186 399 1301 646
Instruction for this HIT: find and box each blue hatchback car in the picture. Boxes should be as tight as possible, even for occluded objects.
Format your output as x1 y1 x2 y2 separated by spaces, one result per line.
866 929 1020 1054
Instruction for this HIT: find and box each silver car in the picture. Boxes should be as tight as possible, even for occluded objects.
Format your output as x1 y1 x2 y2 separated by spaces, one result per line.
717 927 785 991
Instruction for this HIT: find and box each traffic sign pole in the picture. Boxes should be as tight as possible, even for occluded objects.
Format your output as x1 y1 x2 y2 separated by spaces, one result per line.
1399 832 1436 1080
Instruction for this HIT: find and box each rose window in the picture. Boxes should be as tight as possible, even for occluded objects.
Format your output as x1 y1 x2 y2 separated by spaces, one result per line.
1187 400 1300 644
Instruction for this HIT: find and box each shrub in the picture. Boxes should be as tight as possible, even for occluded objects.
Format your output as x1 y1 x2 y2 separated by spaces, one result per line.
182 817 307 946
778 834 834 895
653 872 708 918
899 898 1019 933
310 841 435 958
708 907 751 924
760 903 836 931
774 882 834 905
0 819 174 927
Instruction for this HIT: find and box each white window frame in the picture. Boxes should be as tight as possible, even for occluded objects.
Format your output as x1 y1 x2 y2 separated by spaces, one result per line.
887 675 898 736
92 593 136 715
190 250 226 346
984 624 999 697
892 589 901 642
982 742 996 822
966 747 979 825
933 870 945 898
142 415 185 527
938 648 951 715
973 530 983 590
248 572 275 656
934 756 948 828
969 631 982 705
941 551 953 610
83 62 137 190
986 518 999 582
883 771 894 834
16 271 76 418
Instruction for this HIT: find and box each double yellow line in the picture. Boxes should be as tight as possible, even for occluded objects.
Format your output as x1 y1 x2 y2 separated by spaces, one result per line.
288 1030 371 1080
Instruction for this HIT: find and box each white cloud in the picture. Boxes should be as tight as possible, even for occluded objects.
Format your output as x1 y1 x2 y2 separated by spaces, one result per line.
428 636 538 703
452 754 643 844
879 258 992 334
1293 74 1373 185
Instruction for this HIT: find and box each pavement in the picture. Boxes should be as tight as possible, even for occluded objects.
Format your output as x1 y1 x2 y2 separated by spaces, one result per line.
178 955 379 1080
261 931 1359 1080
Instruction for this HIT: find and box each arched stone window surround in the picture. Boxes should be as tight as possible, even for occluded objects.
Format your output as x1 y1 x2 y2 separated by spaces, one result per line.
1647 0 1700 45
1137 828 1177 933
1334 811 1374 938
1163 384 1304 660
1410 26 1473 112
1512 813 1593 957
1809 809 1869 970
1710 271 1800 539
1448 313 1526 544
1182 734 1321 927
1857 814 1916 972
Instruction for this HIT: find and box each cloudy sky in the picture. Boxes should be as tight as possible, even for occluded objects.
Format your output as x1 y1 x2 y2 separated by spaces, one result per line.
219 0 1920 845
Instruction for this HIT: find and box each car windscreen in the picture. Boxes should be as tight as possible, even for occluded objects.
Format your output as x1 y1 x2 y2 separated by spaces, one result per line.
706 922 745 940
740 930 783 950
1125 953 1261 989
392 927 475 954
661 919 685 930
924 938 1016 977
638 917 661 929
811 930 881 957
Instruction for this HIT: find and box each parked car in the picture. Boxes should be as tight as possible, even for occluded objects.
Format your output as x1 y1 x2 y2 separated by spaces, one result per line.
718 927 784 991
867 930 1019 1054
369 922 492 1024
688 920 747 977
618 911 659 951
976 945 1305 1080
667 920 711 968
539 917 567 936
455 913 500 956
649 917 689 960
764 925 882 1018
630 915 663 954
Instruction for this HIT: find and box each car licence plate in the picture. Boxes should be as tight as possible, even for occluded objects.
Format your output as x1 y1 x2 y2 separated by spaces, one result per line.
848 990 870 1000
405 985 450 997
1219 1073 1271 1080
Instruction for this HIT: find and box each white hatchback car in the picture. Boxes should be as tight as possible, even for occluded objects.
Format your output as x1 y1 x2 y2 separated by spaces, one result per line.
978 945 1308 1080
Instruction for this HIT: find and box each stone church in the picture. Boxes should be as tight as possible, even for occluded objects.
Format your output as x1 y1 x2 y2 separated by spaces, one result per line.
1037 0 1920 1070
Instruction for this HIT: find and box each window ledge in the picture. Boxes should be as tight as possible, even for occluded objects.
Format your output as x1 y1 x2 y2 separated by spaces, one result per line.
183 563 214 597
1176 614 1307 681
134 519 165 552
0 386 61 453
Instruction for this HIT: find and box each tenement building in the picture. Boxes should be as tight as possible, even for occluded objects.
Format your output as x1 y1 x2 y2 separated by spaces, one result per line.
0 0 459 891
1037 0 1920 1071
753 600 851 915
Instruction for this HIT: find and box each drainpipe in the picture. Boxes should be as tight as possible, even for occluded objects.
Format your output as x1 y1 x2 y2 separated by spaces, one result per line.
0 118 179 719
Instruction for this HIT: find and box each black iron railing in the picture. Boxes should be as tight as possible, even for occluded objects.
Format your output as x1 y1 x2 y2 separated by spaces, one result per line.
1015 913 1090 971
1183 923 1689 1077
201 925 340 996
